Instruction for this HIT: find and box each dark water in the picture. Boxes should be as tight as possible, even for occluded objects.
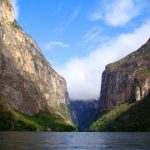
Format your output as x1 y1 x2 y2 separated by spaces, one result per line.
0 132 150 150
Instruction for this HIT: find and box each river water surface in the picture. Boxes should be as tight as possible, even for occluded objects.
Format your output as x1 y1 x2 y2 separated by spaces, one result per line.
0 132 150 150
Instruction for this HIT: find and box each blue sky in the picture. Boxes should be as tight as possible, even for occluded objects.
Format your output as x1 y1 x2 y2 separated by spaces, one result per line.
13 0 150 100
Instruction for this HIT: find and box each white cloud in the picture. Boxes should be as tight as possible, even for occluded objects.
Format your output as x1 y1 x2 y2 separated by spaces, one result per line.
82 26 110 50
56 20 150 100
11 0 19 19
83 27 103 43
90 0 146 26
54 7 80 34
44 41 69 51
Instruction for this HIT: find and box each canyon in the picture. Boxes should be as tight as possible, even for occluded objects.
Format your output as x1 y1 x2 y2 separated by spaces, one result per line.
0 0 150 132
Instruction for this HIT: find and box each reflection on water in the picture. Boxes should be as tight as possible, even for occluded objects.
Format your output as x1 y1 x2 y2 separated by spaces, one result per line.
0 132 150 150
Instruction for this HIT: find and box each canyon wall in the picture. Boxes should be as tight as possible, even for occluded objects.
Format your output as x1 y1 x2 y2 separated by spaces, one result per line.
70 100 99 131
99 38 150 114
0 0 72 122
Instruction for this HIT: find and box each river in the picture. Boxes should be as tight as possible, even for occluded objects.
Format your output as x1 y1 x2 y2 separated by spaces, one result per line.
0 132 150 150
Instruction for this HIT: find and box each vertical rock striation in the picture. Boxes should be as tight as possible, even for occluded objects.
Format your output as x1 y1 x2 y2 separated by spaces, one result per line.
0 0 72 122
70 100 99 131
99 38 150 114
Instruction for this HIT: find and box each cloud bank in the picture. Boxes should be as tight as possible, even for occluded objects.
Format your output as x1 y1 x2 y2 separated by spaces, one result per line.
90 0 147 26
56 20 150 100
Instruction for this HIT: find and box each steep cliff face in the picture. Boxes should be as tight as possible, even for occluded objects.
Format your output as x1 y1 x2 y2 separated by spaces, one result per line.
70 100 99 131
99 38 150 114
0 0 71 122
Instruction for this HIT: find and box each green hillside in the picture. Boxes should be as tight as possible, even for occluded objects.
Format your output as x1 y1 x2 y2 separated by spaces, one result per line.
90 94 150 132
0 103 76 132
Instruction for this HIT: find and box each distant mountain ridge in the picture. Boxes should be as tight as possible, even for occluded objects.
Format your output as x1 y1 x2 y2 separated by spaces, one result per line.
70 100 99 131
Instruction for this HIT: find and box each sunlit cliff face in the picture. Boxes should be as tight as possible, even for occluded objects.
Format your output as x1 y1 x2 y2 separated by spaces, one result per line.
0 0 15 23
0 0 72 123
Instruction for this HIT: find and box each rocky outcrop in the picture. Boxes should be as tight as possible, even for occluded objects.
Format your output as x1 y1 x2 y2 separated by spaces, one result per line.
0 0 72 123
70 100 99 131
99 38 150 114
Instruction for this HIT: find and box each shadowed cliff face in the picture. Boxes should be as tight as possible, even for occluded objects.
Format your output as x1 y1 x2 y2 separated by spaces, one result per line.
0 0 72 122
99 38 150 114
70 100 99 131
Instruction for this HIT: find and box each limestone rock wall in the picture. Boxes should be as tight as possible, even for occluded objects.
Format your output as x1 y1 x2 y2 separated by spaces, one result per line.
99 38 150 114
0 0 72 122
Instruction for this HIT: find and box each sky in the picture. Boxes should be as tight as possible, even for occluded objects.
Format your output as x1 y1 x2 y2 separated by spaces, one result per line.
12 0 150 100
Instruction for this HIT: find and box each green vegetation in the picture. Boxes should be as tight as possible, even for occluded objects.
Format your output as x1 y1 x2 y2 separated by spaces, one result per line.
59 103 68 118
137 67 150 80
108 47 150 71
90 94 150 132
11 20 22 30
0 105 76 132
